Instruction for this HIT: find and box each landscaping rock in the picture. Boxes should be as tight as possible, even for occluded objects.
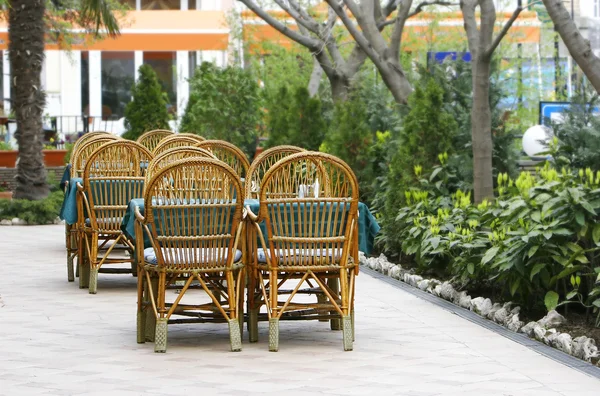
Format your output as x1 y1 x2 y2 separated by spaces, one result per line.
432 284 443 297
440 282 456 301
12 218 26 226
572 336 600 362
487 303 503 320
553 333 573 355
520 321 538 337
506 314 524 332
493 302 512 325
537 310 567 328
0 219 12 226
543 329 557 345
389 265 402 280
533 324 547 343
358 252 367 266
426 279 441 294
470 297 493 317
417 279 430 291
456 291 472 309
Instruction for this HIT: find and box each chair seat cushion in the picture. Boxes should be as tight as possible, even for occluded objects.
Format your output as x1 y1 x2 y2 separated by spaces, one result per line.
143 247 242 265
85 217 121 227
256 248 343 263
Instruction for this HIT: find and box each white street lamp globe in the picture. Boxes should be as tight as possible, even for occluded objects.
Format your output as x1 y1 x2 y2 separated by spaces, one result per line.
522 125 552 158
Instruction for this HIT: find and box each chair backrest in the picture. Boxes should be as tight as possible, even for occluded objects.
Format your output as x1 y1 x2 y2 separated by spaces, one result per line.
153 135 205 155
175 133 205 142
145 146 216 184
83 140 154 233
143 158 244 270
245 145 305 199
196 140 250 179
258 152 359 267
71 136 119 178
136 129 174 152
71 131 112 156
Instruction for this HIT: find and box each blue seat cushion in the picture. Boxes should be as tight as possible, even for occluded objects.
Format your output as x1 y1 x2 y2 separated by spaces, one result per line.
144 247 242 265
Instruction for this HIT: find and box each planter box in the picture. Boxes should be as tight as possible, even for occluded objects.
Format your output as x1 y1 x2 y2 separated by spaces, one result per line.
0 150 67 168
0 191 12 199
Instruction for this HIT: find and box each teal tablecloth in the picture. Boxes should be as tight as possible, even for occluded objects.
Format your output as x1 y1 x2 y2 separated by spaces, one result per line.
120 198 380 254
59 178 145 226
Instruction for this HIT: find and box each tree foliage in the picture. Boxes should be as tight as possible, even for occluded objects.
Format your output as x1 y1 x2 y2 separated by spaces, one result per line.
180 62 262 158
122 64 170 141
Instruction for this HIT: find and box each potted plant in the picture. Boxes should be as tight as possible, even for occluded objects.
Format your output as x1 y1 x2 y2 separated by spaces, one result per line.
0 181 12 199
42 138 68 167
0 141 18 168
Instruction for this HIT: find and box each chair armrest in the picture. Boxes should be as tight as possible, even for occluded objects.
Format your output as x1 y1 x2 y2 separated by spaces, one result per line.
134 204 145 223
244 205 259 222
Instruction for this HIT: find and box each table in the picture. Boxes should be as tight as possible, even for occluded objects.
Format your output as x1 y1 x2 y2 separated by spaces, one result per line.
120 198 380 255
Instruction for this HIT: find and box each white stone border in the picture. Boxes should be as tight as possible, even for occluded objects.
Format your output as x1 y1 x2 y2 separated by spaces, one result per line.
0 217 64 226
360 252 600 367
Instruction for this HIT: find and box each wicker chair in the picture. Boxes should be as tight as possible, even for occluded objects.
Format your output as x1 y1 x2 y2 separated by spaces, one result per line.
153 135 206 156
78 140 154 294
137 130 174 152
247 152 359 351
66 135 119 283
145 146 216 184
196 140 250 180
245 145 305 199
135 158 245 352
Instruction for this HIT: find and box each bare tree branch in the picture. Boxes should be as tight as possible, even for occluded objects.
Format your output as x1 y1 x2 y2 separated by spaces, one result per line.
239 0 322 51
377 1 458 29
390 0 413 61
484 4 523 58
460 0 480 58
274 0 320 34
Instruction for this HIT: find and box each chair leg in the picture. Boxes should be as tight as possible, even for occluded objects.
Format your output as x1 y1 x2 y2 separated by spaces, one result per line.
228 319 242 352
145 276 158 342
67 255 75 282
342 315 353 351
154 318 168 353
269 318 279 352
351 309 355 342
79 254 90 289
317 293 328 322
89 268 98 294
328 278 341 330
137 310 146 344
249 308 259 343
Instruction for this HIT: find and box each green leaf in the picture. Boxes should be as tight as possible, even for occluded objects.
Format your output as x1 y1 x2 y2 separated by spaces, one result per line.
593 224 600 245
575 210 585 226
575 254 589 264
429 237 440 249
565 242 582 253
543 231 553 240
530 263 545 281
482 246 500 265
429 167 442 182
553 229 572 236
535 193 552 204
544 291 559 311
566 290 578 300
510 278 520 296
580 200 596 215
531 211 541 223
593 300 600 308
467 262 474 275
527 245 540 258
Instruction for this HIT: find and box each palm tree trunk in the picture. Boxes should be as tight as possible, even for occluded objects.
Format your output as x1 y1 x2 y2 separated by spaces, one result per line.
9 0 49 200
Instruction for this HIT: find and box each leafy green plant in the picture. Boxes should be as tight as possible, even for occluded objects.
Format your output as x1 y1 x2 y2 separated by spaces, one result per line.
0 190 63 224
180 62 262 158
122 64 170 141
0 141 13 150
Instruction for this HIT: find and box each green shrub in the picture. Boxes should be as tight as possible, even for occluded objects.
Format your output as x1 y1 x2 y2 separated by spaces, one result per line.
0 190 64 224
0 141 13 150
383 160 600 320
265 86 326 151
123 64 170 141
180 62 262 158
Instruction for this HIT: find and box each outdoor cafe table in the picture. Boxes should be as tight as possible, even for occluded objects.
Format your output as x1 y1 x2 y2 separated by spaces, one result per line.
120 198 380 255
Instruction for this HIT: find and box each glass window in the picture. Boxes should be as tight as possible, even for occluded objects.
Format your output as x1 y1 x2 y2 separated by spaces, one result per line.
141 0 180 9
190 0 200 9
144 52 177 115
81 51 89 115
101 51 135 119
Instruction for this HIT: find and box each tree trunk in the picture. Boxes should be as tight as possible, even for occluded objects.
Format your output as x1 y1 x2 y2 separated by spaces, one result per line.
330 74 350 102
307 58 323 97
471 57 494 203
9 0 49 200
377 61 413 104
543 0 600 94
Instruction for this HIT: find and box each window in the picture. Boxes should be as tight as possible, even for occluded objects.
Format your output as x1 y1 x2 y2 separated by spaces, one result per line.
595 0 600 17
189 51 199 76
101 52 135 119
144 52 177 114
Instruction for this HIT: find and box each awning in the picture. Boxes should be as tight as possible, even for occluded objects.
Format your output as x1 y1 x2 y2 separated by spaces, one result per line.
0 10 230 51
242 9 541 53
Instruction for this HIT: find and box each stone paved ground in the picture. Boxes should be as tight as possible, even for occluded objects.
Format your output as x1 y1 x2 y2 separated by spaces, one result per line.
1 225 600 396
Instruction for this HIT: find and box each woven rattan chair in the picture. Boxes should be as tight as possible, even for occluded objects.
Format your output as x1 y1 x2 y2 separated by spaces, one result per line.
153 135 206 156
145 146 216 184
136 129 174 152
247 151 359 351
66 134 119 283
135 158 245 352
245 145 305 199
196 140 250 179
78 140 154 294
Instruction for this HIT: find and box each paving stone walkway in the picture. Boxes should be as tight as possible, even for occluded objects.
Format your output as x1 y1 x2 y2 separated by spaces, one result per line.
1 225 600 395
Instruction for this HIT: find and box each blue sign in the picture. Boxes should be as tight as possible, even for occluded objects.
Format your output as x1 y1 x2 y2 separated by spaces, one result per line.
427 52 472 65
539 101 600 126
